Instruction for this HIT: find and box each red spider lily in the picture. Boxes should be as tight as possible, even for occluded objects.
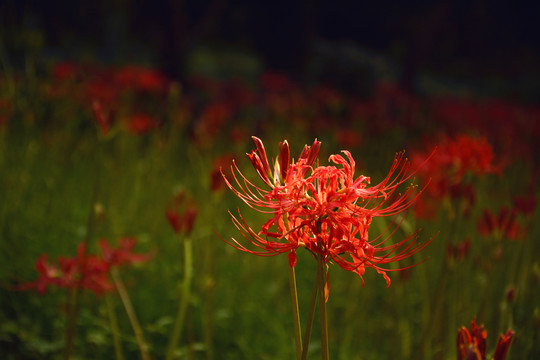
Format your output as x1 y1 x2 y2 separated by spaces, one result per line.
113 65 169 93
447 238 471 263
92 100 112 136
210 154 235 192
222 137 433 288
126 113 158 134
411 134 499 217
493 330 515 360
457 318 514 360
17 243 113 296
457 318 487 360
99 238 153 267
16 254 64 294
18 240 150 296
477 208 521 240
513 194 537 216
52 61 78 81
166 191 198 235
412 135 499 196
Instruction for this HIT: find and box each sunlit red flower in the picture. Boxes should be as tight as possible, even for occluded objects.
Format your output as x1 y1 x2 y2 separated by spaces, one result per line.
222 137 433 288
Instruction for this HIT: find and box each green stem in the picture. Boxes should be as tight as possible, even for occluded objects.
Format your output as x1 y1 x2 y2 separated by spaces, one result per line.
111 268 151 360
63 288 76 360
166 237 193 360
64 141 102 360
105 294 125 360
301 262 321 360
318 256 329 360
289 265 303 360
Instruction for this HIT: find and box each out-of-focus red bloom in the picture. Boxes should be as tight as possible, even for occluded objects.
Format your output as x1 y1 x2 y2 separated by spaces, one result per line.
221 137 433 290
493 330 515 360
126 113 158 134
477 208 521 240
457 318 513 360
166 191 198 235
52 61 78 81
85 78 120 108
210 155 235 192
513 194 537 216
114 65 169 93
0 98 13 127
457 318 487 360
72 244 114 296
17 243 113 296
414 135 498 192
259 72 292 92
193 102 232 145
16 255 63 294
99 238 152 267
18 240 150 296
447 238 471 263
336 128 363 148
92 100 112 136
411 134 499 217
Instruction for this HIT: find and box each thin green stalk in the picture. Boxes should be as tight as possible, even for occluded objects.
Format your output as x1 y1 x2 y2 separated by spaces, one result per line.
289 265 303 360
64 141 102 360
63 288 76 360
111 268 151 360
301 263 321 360
166 237 193 360
105 294 125 360
203 238 216 360
318 256 329 360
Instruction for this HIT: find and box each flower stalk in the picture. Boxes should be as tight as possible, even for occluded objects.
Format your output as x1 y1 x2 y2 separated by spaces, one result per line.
301 263 320 360
111 268 151 360
289 264 303 359
166 236 193 360
105 294 125 360
221 137 434 360
318 255 329 360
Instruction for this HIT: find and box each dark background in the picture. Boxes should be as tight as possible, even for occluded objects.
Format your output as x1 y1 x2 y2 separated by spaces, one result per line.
2 0 539 101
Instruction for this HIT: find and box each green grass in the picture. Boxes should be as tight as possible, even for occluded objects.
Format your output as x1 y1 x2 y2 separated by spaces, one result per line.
0 63 539 360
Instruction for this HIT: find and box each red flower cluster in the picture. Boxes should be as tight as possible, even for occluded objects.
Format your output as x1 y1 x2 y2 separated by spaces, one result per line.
126 113 158 135
166 190 198 235
18 239 151 296
222 137 433 287
457 318 514 360
477 208 521 240
411 134 499 217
